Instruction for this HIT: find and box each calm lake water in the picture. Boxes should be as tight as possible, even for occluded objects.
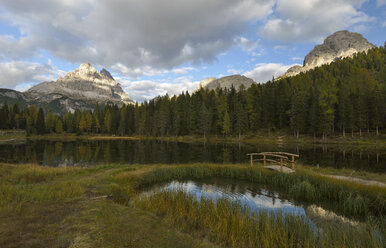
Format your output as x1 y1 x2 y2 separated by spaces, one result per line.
0 139 384 172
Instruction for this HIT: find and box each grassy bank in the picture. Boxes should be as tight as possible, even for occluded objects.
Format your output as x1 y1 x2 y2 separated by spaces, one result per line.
135 190 382 248
1 130 385 147
0 162 385 247
0 163 218 247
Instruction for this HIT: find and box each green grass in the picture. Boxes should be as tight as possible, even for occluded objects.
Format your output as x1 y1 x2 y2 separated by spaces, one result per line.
0 162 384 247
297 164 386 182
0 163 218 247
1 130 385 147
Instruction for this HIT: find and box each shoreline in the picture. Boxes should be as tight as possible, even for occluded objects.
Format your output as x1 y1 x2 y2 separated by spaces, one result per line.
0 132 385 147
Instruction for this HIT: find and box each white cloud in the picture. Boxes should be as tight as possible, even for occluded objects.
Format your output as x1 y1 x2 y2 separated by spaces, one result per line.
244 63 296 83
119 77 200 102
260 0 373 42
227 68 242 74
111 63 169 79
0 0 275 71
172 67 197 75
235 37 259 52
0 61 59 89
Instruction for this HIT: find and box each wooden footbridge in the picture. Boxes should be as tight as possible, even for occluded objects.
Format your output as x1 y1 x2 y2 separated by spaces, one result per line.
247 152 299 174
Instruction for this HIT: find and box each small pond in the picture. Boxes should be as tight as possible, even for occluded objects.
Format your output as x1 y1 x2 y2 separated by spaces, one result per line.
143 178 360 227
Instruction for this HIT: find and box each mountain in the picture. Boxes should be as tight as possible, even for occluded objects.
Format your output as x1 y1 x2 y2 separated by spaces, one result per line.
198 75 255 91
283 30 375 77
0 63 133 114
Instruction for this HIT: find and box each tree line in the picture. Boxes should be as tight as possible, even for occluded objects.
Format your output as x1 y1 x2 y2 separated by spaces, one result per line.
1 45 385 138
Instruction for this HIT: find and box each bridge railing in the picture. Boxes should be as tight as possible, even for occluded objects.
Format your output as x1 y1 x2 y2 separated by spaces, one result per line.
246 152 299 169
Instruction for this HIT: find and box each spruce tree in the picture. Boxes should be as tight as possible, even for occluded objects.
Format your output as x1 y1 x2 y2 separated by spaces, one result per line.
55 119 63 133
222 110 231 136
79 114 87 132
104 109 112 134
36 108 46 134
45 110 55 133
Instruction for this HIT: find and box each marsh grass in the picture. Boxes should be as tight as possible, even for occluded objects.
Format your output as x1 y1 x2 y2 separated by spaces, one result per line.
0 163 219 248
135 189 383 248
297 165 386 182
0 163 90 212
126 164 385 220
1 162 384 247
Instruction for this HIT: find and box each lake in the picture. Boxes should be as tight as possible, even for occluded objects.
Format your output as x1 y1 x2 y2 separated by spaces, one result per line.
0 139 384 172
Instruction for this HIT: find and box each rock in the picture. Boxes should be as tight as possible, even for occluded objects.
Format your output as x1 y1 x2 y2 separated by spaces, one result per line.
197 75 255 91
0 63 133 114
100 68 114 80
283 30 375 78
25 63 133 110
198 77 216 89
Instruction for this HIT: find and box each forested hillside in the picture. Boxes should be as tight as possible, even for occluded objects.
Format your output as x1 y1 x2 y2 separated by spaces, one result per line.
1 45 385 138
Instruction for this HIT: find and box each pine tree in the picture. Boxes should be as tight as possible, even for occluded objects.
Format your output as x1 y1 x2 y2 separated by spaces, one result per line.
235 100 248 140
289 91 308 138
93 114 101 133
86 112 93 133
55 119 63 133
104 109 112 134
200 103 211 138
79 114 87 132
36 108 46 134
0 101 9 129
118 107 127 136
45 110 55 133
222 110 231 136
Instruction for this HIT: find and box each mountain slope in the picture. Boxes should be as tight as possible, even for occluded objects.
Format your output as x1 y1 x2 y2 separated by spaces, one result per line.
198 75 256 91
283 30 375 78
0 63 133 114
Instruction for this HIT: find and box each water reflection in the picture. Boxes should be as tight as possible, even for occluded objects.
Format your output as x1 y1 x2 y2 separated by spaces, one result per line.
162 181 305 216
0 139 383 172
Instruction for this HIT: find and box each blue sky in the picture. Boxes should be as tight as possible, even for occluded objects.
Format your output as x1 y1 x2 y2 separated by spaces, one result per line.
0 0 385 102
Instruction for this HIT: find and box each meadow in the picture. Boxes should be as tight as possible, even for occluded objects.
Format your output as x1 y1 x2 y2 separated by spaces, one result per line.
0 162 384 247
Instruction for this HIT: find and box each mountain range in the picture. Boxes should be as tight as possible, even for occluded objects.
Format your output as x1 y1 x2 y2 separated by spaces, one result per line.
0 63 132 114
0 30 376 113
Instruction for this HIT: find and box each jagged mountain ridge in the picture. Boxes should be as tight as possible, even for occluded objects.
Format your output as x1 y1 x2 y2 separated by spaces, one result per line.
0 63 133 114
283 30 375 77
26 63 132 105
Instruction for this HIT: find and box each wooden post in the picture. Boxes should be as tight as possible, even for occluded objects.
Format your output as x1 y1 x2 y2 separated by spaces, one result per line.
263 155 266 166
250 154 253 166
280 158 283 172
291 155 295 169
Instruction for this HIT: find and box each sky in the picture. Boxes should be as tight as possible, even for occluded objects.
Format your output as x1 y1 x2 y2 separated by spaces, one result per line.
0 0 385 102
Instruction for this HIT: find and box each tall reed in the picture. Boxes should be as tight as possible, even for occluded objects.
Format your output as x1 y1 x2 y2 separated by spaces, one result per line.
129 164 385 220
135 190 383 248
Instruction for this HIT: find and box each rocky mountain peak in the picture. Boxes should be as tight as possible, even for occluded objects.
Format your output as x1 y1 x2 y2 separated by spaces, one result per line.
61 62 113 84
100 68 114 80
283 30 375 78
24 63 133 112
